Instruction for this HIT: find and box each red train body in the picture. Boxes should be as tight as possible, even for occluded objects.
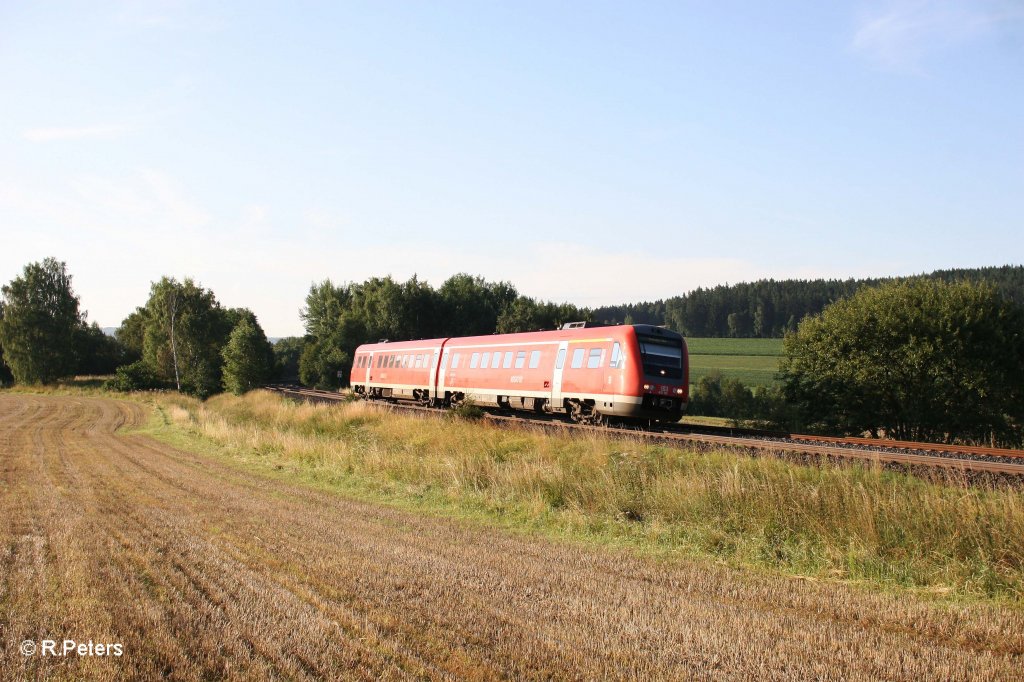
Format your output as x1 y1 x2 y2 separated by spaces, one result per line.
350 324 688 423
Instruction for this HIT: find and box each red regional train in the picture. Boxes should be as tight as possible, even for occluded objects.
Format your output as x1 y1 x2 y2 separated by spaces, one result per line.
349 324 688 423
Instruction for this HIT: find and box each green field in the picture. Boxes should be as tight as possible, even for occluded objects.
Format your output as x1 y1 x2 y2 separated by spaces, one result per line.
686 337 782 387
685 337 783 357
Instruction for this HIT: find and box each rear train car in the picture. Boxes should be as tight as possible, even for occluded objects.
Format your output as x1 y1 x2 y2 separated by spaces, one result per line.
350 338 446 403
350 324 688 423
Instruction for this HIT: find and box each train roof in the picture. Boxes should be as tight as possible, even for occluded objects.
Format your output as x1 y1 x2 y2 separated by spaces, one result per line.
353 324 683 353
354 337 448 352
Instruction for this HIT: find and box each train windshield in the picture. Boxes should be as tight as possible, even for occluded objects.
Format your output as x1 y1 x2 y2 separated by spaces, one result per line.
637 335 683 379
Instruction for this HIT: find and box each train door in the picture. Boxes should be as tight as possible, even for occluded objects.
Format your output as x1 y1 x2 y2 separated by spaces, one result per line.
366 352 374 383
437 349 449 398
551 341 568 411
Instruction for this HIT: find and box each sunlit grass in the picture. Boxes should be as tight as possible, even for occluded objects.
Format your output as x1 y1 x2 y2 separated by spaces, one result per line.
154 390 1024 602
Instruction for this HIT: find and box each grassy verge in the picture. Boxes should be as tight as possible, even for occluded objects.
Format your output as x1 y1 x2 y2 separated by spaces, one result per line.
132 389 1023 604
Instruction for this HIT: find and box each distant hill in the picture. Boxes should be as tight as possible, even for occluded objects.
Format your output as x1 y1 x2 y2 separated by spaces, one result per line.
593 265 1024 339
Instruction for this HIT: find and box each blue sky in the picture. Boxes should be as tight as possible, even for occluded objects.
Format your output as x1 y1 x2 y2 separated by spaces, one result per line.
2 1 1022 336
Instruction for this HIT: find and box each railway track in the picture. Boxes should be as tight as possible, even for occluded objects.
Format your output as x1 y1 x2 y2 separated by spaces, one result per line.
264 385 1024 477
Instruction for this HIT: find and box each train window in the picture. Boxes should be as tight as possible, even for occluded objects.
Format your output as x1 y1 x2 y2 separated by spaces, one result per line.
416 354 424 368
571 348 584 369
514 351 526 368
555 348 566 369
480 352 490 369
440 352 448 371
452 353 461 369
610 342 622 368
470 352 480 369
587 348 604 369
529 350 541 368
502 351 513 368
401 355 408 368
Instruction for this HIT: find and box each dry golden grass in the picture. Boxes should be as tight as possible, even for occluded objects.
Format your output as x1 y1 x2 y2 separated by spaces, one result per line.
173 390 1024 601
2 392 1023 680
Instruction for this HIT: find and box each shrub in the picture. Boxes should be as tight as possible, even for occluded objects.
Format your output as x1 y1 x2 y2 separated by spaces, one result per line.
103 360 162 392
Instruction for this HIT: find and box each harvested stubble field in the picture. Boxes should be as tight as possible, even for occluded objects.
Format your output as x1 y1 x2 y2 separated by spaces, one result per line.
1 393 1023 680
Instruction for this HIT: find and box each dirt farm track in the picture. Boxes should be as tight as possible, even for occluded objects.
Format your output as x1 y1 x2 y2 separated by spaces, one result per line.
1 395 1022 680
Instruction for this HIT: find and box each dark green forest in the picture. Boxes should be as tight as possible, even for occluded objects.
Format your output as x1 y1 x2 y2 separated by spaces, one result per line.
593 265 1024 338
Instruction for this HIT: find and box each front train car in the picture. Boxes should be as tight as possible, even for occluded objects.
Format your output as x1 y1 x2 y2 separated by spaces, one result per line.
621 324 689 421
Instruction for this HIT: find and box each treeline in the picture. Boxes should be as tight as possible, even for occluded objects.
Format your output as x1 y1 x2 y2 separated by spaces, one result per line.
113 277 275 396
688 278 1024 446
297 274 588 388
0 259 275 396
593 265 1024 338
0 258 129 384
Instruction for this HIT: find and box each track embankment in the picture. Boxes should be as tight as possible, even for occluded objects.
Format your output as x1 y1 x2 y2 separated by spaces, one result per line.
1 394 1022 680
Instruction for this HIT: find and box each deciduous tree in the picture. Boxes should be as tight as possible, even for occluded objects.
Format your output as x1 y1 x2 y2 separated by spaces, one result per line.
141 277 233 397
221 316 274 394
0 258 82 384
781 279 1024 444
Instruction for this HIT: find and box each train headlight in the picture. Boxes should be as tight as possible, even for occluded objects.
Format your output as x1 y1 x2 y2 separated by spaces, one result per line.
643 384 651 391
675 388 684 395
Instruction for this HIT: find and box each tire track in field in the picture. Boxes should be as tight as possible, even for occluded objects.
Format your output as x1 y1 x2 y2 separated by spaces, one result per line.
1 394 1022 681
